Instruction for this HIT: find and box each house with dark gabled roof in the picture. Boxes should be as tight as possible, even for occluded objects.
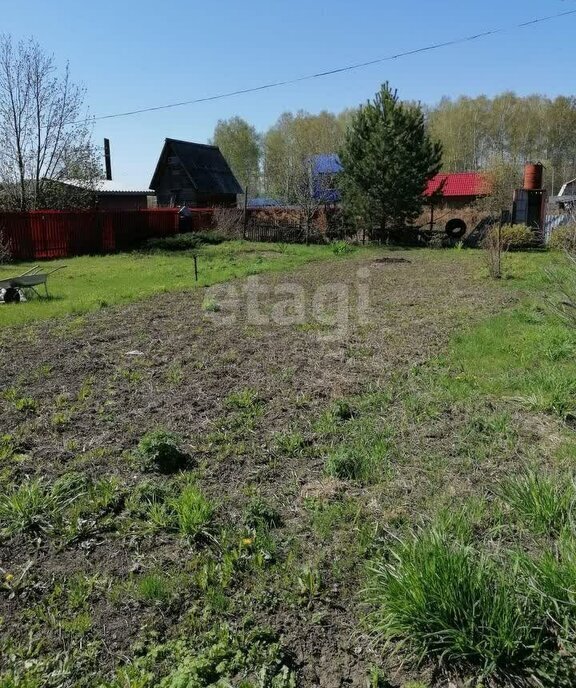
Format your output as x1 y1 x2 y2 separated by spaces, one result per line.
150 138 242 207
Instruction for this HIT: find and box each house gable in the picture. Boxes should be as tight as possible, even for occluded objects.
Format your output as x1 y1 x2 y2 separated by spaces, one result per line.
150 139 242 207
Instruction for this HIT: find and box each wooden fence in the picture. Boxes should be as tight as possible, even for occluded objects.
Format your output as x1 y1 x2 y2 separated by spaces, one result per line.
0 209 186 260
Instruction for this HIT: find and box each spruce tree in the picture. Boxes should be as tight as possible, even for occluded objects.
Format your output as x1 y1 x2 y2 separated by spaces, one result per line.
339 83 442 239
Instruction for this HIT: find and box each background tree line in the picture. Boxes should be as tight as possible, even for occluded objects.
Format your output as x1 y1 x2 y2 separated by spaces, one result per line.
214 92 576 200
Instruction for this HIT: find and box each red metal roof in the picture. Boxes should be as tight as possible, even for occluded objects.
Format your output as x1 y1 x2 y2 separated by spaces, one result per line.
425 172 490 198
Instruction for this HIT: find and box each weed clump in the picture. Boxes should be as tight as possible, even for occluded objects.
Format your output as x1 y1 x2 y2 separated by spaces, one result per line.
325 446 379 482
173 483 215 539
331 399 355 421
132 572 173 604
331 240 356 255
368 502 576 685
137 430 189 473
225 388 261 411
141 480 215 541
244 497 282 530
0 479 58 536
498 469 576 535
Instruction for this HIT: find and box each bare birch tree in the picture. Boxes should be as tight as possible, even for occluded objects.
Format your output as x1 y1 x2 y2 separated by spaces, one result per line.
0 35 100 210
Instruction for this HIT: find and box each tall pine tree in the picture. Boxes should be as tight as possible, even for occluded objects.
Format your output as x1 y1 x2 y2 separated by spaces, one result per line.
339 83 442 238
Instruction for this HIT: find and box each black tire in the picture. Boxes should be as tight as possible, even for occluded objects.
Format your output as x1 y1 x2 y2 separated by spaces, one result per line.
445 218 467 239
3 287 20 304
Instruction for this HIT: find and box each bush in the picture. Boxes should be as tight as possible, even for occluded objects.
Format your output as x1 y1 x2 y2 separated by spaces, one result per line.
488 224 537 250
549 225 576 252
144 231 224 252
212 207 244 238
137 430 189 473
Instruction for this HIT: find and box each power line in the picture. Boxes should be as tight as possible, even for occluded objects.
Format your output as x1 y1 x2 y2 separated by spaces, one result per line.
77 8 576 125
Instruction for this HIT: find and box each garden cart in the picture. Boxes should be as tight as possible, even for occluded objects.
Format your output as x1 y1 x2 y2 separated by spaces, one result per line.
0 265 66 304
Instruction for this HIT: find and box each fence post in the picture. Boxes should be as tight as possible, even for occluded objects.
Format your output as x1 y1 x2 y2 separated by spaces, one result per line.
243 186 249 240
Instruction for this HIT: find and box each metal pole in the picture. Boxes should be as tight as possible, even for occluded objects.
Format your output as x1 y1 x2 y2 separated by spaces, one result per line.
498 210 504 279
193 254 198 282
243 186 249 240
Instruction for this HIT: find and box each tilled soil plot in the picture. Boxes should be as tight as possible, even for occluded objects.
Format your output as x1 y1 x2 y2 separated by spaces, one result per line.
0 252 515 687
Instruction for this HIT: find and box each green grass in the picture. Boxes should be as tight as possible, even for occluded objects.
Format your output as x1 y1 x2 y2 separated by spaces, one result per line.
0 240 342 327
498 470 576 535
141 480 215 540
132 572 174 603
136 429 188 473
172 482 215 539
368 524 547 682
423 252 576 422
5 247 576 686
0 479 59 536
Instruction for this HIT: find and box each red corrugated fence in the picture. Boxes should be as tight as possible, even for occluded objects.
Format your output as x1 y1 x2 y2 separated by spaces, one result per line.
0 209 217 260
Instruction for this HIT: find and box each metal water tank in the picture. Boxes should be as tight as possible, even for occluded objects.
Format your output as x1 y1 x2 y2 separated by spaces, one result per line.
523 163 543 190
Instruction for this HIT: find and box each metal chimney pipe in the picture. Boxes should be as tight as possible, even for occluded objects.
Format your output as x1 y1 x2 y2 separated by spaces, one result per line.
104 138 112 181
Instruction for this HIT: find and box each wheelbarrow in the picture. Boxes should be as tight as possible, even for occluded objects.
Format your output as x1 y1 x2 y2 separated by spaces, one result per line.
0 265 66 303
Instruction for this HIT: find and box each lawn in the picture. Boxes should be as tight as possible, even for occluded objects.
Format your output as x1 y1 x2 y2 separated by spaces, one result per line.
1 247 576 687
0 240 341 327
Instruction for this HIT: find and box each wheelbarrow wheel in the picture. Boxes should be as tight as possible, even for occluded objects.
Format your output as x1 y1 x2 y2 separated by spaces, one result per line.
3 287 21 304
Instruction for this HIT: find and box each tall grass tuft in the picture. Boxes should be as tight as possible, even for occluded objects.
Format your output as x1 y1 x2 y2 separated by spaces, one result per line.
0 479 55 536
498 470 576 535
368 526 545 681
0 476 86 536
171 483 215 540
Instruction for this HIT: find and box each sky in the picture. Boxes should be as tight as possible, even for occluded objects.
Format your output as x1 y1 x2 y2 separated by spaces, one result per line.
1 0 575 187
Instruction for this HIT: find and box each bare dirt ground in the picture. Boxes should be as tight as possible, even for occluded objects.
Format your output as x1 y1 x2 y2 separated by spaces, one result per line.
0 251 522 686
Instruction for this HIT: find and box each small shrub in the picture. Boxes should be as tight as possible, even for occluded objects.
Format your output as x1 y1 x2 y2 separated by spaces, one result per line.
548 225 576 252
546 249 576 329
427 232 450 249
137 430 189 473
212 207 244 238
485 224 537 254
244 497 282 530
498 470 576 535
482 224 504 278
